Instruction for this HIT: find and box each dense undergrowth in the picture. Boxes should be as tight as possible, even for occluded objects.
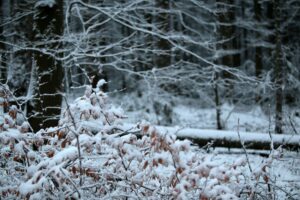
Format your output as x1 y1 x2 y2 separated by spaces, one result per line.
0 82 297 199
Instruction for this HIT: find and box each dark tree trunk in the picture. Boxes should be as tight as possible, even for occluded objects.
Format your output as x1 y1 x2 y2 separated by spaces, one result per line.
154 0 171 68
29 1 64 132
214 0 236 129
214 73 222 130
241 1 248 61
254 0 263 103
0 0 7 83
274 0 284 134
232 1 241 69
217 0 235 68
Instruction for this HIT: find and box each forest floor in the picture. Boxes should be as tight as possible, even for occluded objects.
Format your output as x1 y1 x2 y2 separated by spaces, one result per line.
196 148 300 199
68 87 300 134
114 94 300 135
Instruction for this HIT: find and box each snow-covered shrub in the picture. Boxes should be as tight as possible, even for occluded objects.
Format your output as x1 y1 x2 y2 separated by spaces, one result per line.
0 81 290 199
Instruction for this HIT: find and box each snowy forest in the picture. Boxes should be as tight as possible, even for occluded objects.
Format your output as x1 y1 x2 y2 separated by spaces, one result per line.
0 0 300 199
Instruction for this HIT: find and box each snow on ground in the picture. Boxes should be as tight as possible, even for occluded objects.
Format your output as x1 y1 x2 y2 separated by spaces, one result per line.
195 147 300 199
68 88 299 134
112 93 300 134
172 104 271 132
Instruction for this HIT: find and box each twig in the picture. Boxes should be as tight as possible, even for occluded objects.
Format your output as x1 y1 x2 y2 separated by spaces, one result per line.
224 105 236 127
237 118 252 173
0 83 34 132
63 95 83 186
288 115 298 135
268 104 274 151
92 88 111 126
59 167 81 198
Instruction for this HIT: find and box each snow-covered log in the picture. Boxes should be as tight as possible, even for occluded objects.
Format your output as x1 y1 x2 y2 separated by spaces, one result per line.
159 126 300 151
123 124 300 151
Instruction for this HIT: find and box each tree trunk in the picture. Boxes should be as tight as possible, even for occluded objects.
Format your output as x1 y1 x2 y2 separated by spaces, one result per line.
216 0 235 98
241 1 248 62
254 0 263 103
154 0 171 68
0 0 10 84
29 1 64 132
274 0 283 134
214 73 222 130
215 0 235 129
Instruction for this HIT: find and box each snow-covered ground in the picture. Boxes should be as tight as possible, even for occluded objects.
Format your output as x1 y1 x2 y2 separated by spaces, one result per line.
111 93 300 134
197 148 300 199
173 104 270 132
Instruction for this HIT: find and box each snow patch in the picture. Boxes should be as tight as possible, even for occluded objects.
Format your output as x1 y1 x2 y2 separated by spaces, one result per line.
35 0 56 8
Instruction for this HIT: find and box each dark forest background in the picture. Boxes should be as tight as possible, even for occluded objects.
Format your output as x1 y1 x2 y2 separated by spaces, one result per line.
0 0 299 133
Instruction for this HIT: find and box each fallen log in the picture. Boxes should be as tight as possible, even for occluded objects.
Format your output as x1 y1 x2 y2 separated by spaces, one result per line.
81 122 300 151
150 125 300 151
